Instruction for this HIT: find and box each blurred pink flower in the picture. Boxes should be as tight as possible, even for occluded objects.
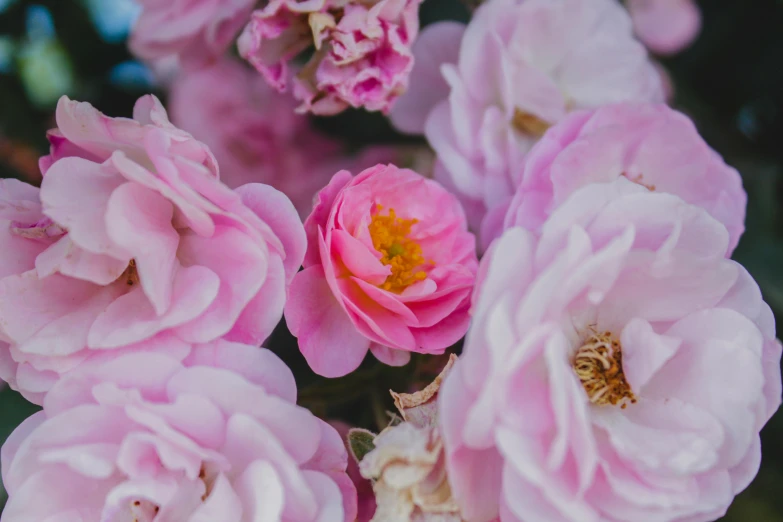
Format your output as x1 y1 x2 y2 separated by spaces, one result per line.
1 343 358 521
169 57 414 218
627 0 702 55
129 0 256 67
239 0 422 114
0 95 305 403
440 178 782 522
284 164 477 378
505 103 747 255
390 0 664 250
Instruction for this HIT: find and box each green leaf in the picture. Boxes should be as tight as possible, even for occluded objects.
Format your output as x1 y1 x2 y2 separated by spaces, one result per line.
347 428 376 464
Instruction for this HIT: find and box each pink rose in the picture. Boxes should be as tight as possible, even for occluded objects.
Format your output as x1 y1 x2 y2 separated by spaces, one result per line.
390 0 663 249
284 164 477 377
440 178 781 522
627 0 702 56
1 343 358 521
239 0 422 114
169 57 411 218
129 0 256 68
504 103 747 255
0 95 306 403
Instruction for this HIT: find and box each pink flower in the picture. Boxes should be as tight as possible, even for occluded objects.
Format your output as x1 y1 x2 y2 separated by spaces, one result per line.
1 342 358 521
390 0 663 249
129 0 256 68
504 103 747 255
284 164 477 378
439 178 782 522
0 95 305 403
168 57 412 218
627 0 702 55
239 0 422 114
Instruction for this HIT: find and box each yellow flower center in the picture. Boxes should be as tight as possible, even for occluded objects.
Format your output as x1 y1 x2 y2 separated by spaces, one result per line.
368 206 433 293
573 330 637 409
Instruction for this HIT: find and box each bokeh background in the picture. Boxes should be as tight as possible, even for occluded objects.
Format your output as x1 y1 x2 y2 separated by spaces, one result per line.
1 0 782 519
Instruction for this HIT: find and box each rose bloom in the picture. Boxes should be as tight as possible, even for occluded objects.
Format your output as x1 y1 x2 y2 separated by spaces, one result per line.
284 164 477 377
390 0 663 249
439 178 782 522
504 103 747 255
129 0 256 67
169 57 410 218
627 0 701 56
1 342 357 521
0 95 305 403
239 0 421 114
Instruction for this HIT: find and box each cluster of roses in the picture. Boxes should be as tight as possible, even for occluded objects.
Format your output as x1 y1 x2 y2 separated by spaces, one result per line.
0 0 779 521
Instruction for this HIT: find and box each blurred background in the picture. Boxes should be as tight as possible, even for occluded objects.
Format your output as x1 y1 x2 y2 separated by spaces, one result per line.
1 0 782 519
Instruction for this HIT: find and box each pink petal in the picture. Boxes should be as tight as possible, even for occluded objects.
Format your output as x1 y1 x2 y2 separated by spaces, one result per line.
284 266 371 378
105 182 180 316
370 343 411 366
87 265 220 348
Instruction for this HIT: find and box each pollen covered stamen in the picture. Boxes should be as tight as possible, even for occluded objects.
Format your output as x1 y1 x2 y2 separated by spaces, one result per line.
368 205 434 293
573 331 637 409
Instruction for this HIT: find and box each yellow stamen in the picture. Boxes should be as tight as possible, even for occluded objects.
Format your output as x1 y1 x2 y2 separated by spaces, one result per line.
573 330 636 409
368 205 433 293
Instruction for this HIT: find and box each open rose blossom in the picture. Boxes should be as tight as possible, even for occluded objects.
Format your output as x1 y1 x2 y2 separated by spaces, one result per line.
284 164 477 377
129 0 256 67
439 178 782 522
504 103 747 255
1 342 358 521
0 95 306 403
239 0 422 114
390 0 663 249
627 0 702 56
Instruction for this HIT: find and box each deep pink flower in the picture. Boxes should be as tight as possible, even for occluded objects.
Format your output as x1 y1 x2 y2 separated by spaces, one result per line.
1 343 357 521
440 178 781 522
239 0 422 114
0 95 305 403
284 164 477 378
169 57 411 218
390 0 663 249
504 103 747 255
627 0 702 55
129 0 256 68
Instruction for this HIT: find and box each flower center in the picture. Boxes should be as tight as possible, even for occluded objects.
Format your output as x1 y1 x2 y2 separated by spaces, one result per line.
368 205 433 293
573 330 637 409
512 108 550 137
122 259 140 287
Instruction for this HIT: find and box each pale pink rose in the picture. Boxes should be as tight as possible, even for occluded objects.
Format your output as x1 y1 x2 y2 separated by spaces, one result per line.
627 0 702 55
504 103 747 256
390 0 663 249
239 0 422 114
284 164 477 377
169 57 413 218
129 0 256 68
1 343 358 522
0 95 306 403
440 178 782 522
